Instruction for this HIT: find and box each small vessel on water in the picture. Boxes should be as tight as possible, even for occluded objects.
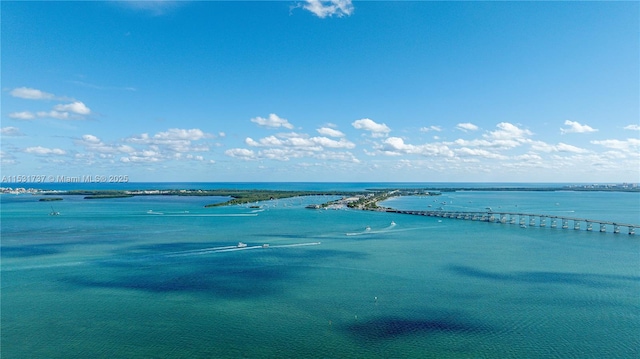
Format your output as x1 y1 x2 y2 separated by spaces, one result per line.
49 206 60 216
365 226 371 231
237 242 247 248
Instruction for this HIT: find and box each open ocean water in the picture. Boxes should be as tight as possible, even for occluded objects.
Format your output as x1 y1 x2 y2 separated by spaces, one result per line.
1 183 639 358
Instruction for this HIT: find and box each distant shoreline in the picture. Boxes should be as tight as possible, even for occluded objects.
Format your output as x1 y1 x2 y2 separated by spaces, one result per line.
0 185 632 208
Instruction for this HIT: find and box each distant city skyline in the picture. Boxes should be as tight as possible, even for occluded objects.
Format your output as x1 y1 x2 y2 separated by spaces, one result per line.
2 1 638 182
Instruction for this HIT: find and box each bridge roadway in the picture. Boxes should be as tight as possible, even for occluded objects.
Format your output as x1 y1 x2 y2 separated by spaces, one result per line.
388 209 638 235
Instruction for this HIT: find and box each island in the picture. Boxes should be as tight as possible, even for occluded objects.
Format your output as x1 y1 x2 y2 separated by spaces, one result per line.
27 184 638 209
39 188 437 208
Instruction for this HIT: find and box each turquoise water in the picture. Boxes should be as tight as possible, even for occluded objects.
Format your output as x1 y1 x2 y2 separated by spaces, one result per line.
2 185 639 358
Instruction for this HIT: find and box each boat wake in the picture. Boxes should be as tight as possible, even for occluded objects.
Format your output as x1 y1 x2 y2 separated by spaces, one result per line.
270 242 321 248
3 242 323 273
346 222 397 236
166 242 320 256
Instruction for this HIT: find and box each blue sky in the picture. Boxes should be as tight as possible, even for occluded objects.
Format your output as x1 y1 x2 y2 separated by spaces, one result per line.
2 1 638 183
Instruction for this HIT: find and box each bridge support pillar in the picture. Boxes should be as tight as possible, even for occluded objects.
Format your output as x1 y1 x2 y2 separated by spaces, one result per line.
562 219 569 229
600 223 606 232
551 219 557 228
586 222 593 231
540 216 546 227
529 216 536 227
574 221 581 230
509 215 516 224
500 214 507 223
614 225 620 234
629 227 635 235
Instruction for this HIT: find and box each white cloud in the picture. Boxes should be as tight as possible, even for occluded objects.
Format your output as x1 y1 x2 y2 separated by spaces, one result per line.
452 139 493 147
154 128 209 141
76 134 136 154
10 87 55 100
455 147 508 160
36 110 70 120
310 136 355 149
516 153 543 161
69 128 216 166
314 151 360 163
560 120 598 134
246 136 284 147
0 151 17 165
54 101 91 115
456 123 479 132
555 142 589 154
379 137 455 158
623 124 640 131
1 127 24 136
230 128 357 163
225 148 256 160
531 141 589 154
485 122 531 140
24 146 66 156
420 126 442 132
317 127 345 137
120 155 162 163
529 140 556 153
591 138 640 152
8 111 36 120
301 0 354 18
127 128 213 153
246 132 355 151
10 106 90 121
251 113 294 129
352 118 391 137
260 148 298 161
482 122 532 149
7 88 90 120
115 0 181 16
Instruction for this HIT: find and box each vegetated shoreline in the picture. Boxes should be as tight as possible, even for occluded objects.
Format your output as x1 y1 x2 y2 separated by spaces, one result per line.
40 185 639 208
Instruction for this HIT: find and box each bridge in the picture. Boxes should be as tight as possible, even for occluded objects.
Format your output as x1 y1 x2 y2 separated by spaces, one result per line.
388 210 638 235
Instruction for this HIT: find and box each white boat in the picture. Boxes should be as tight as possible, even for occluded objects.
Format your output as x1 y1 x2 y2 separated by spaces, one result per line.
49 206 60 216
237 242 247 248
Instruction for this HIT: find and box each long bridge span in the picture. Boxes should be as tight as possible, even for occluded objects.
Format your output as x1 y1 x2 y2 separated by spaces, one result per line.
388 210 638 235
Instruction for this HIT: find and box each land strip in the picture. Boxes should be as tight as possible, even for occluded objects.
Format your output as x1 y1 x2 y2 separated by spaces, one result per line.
37 185 638 208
